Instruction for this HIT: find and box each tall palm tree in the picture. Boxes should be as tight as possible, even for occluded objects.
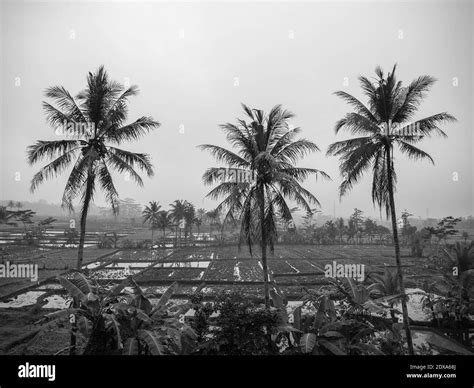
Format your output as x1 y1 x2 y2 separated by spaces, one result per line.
28 66 159 269
142 201 161 247
327 64 456 354
200 103 329 306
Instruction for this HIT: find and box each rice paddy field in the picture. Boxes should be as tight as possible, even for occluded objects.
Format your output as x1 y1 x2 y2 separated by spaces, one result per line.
0 243 436 300
1 242 447 355
1 241 472 357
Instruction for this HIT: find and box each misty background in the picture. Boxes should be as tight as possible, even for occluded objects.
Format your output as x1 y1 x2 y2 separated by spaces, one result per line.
0 0 472 220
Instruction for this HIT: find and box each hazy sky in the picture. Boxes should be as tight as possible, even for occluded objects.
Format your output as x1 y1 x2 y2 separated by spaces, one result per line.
0 0 472 219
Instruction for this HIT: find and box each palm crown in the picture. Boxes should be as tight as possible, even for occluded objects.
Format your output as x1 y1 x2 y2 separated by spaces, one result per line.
27 66 160 214
200 103 329 253
327 64 456 216
142 201 162 228
27 66 159 269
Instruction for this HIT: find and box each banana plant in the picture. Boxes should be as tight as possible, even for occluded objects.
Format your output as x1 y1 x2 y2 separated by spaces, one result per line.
118 281 197 355
273 281 400 355
34 273 197 355
293 295 384 355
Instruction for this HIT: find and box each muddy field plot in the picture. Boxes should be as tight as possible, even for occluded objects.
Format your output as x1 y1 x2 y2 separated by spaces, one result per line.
234 260 263 281
274 275 328 286
167 250 215 262
273 245 411 261
112 249 174 262
137 268 206 282
268 259 322 274
203 260 234 281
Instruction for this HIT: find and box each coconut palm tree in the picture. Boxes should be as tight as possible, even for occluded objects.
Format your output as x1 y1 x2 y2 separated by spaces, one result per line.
196 208 206 237
183 202 196 242
28 66 159 269
200 103 329 307
169 200 187 244
327 64 456 354
205 208 221 240
156 210 172 239
142 201 161 247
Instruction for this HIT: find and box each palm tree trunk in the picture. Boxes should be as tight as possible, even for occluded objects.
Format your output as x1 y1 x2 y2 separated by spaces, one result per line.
73 171 93 354
387 146 414 355
259 185 270 308
77 173 94 270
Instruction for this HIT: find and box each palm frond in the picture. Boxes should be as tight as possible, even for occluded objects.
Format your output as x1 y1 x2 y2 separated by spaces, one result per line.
27 140 82 165
107 147 153 177
103 116 160 144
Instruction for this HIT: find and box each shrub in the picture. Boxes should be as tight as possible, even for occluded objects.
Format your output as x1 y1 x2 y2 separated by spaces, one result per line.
191 292 280 355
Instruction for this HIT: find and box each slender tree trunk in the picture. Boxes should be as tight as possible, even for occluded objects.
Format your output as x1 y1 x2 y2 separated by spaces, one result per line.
387 146 414 355
73 170 93 355
259 185 270 308
77 172 94 270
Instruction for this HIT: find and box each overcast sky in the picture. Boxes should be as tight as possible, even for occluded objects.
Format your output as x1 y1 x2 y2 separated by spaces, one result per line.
0 0 472 219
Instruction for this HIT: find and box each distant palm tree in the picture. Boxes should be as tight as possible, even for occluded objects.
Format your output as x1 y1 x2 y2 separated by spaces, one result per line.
327 64 456 354
142 201 161 247
196 208 207 236
183 202 196 242
156 210 172 239
169 200 187 244
28 66 159 269
200 104 329 307
205 208 221 240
